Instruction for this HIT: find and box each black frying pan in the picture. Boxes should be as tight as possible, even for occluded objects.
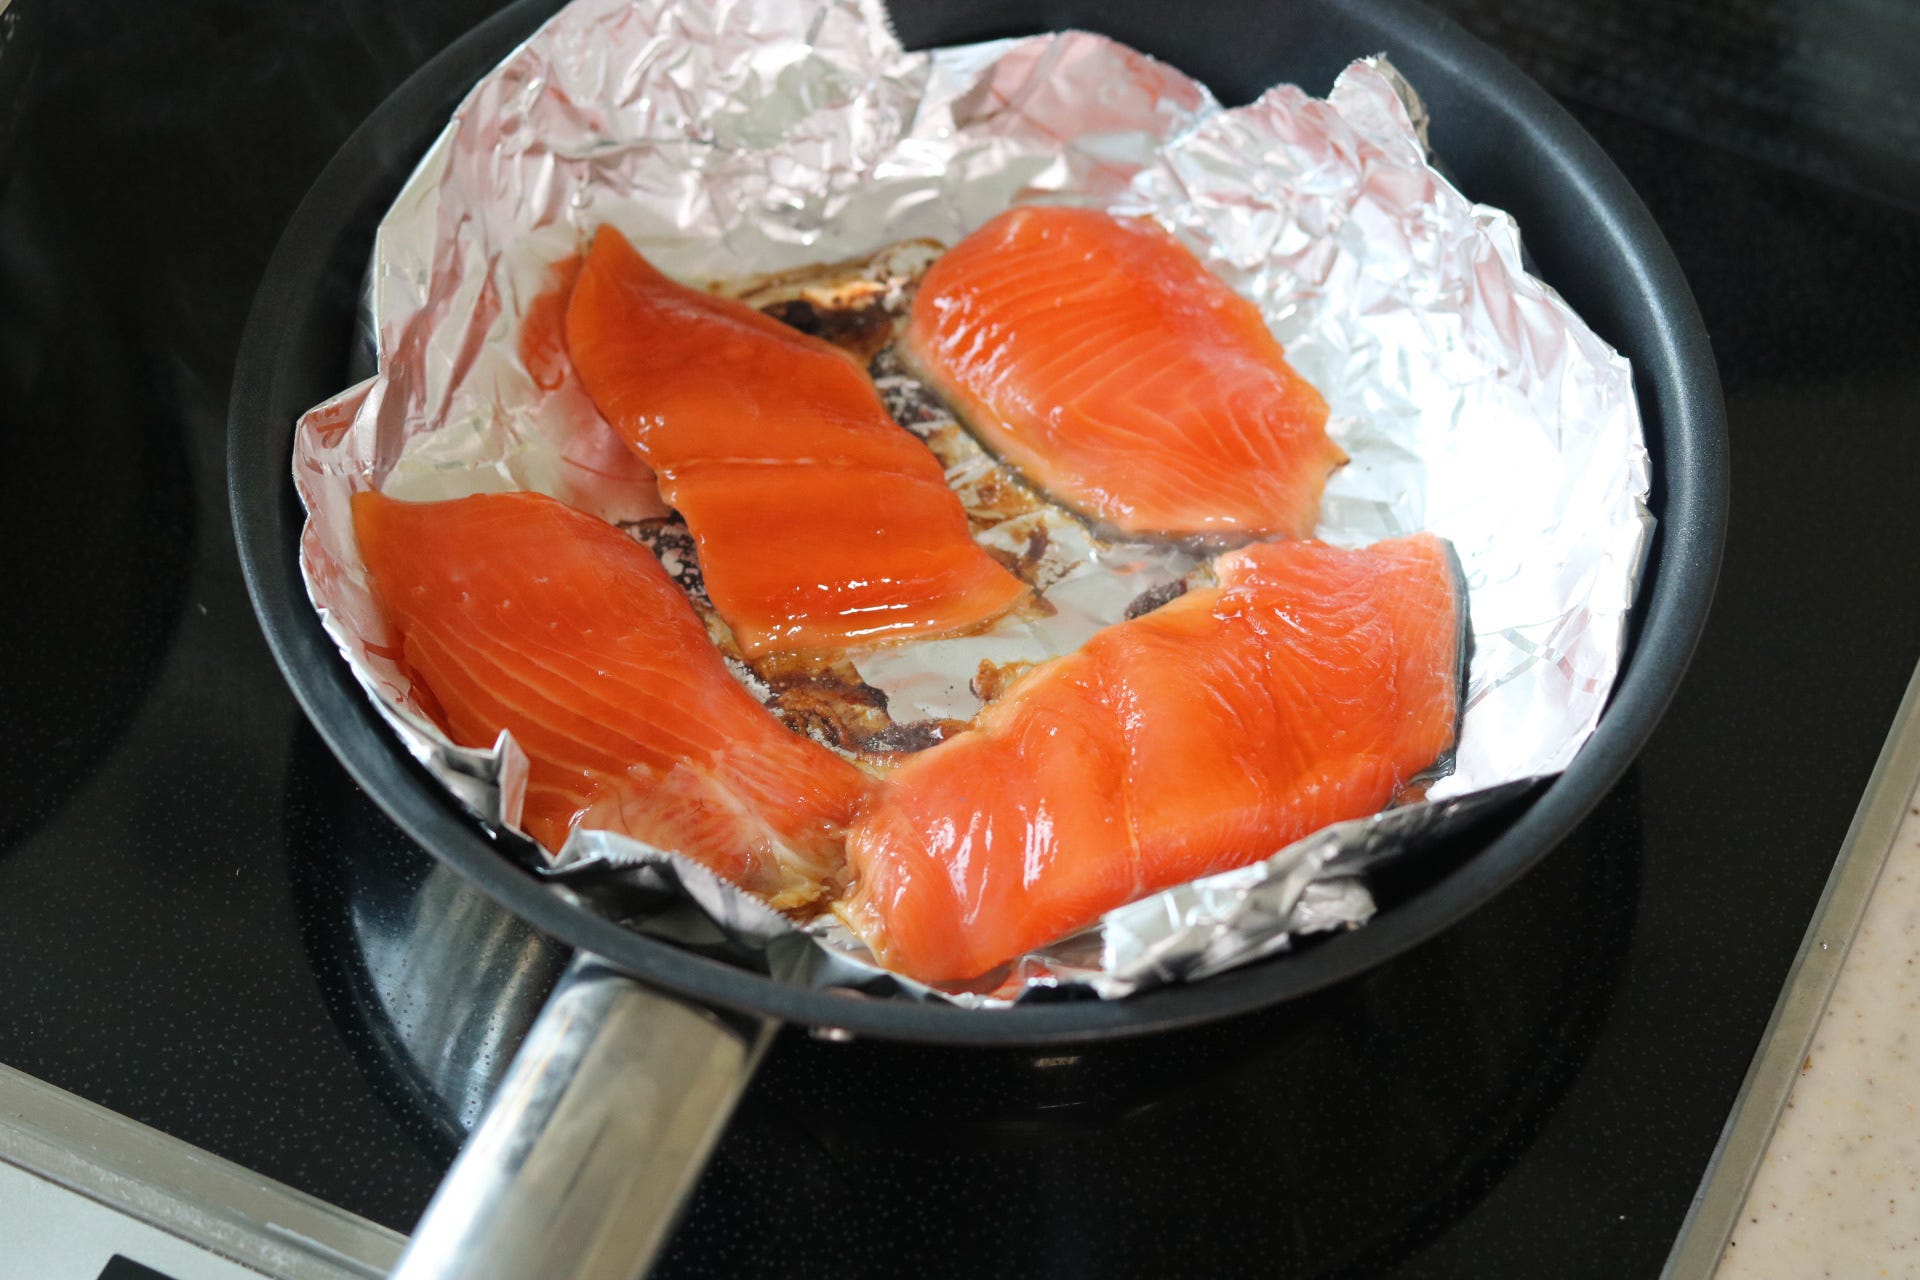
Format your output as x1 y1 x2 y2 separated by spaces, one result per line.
228 0 1727 1274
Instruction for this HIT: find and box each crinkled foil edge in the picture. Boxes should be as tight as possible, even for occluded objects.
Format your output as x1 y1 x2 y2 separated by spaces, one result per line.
289 0 1653 1006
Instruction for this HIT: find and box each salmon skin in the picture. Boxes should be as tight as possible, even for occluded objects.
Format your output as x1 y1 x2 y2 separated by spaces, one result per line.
564 227 1028 659
840 533 1465 982
902 206 1345 542
351 489 873 911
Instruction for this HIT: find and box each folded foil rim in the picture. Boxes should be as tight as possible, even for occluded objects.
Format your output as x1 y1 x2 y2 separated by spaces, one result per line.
289 0 1653 1006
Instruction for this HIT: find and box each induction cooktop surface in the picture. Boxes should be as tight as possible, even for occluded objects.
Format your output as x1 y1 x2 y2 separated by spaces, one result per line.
1 1 1916 1276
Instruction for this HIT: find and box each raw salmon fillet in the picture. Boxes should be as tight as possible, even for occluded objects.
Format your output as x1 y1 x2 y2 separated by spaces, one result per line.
840 534 1464 982
564 227 1027 658
902 206 1344 541
352 489 872 910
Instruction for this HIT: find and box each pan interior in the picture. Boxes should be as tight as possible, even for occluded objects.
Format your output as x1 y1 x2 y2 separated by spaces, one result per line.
227 0 1726 1045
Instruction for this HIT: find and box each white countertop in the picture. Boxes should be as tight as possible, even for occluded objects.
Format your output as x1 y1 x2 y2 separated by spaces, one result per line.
1714 784 1920 1277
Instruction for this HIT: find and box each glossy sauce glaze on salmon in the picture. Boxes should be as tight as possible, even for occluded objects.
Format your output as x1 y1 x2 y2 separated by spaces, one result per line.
564 227 1027 658
351 489 873 910
902 206 1345 542
839 534 1465 983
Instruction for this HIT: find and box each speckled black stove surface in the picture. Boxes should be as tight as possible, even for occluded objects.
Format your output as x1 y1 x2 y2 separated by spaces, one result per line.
2 1 1917 1276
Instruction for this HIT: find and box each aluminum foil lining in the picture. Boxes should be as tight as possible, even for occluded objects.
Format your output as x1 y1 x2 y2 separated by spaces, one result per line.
290 0 1652 1006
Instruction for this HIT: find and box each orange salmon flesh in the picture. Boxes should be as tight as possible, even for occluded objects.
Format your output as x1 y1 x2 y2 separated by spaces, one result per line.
840 534 1464 983
903 205 1344 541
351 489 872 911
564 227 1028 658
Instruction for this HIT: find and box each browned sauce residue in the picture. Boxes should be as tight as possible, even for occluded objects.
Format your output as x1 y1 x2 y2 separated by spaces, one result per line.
1125 579 1188 620
971 659 1036 705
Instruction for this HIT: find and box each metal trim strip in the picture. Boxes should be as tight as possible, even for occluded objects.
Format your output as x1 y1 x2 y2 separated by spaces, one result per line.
0 1063 406 1280
1663 657 1920 1278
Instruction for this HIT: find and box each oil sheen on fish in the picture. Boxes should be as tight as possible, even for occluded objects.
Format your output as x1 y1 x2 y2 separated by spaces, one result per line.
564 227 1028 658
352 489 872 911
839 534 1464 982
902 206 1344 541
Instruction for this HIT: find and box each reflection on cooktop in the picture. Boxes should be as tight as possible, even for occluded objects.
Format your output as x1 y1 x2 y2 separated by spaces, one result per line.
1430 0 1920 207
0 245 195 851
289 719 1639 1278
676 776 1641 1279
288 728 567 1159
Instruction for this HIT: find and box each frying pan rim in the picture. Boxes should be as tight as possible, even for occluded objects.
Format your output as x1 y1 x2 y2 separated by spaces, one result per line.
228 0 1728 1046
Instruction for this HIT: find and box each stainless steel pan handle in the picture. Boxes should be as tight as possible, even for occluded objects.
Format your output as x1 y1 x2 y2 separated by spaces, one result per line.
391 955 775 1280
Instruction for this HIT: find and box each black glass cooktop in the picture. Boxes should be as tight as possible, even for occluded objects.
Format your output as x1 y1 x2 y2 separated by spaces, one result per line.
2 1 1917 1276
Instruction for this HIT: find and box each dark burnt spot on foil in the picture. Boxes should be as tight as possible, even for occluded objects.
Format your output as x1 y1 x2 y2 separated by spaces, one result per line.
860 718 967 755
747 649 941 757
623 516 708 606
870 346 911 376
763 295 895 363
768 676 888 751
1125 579 1189 620
623 516 751 658
872 360 953 432
730 244 942 366
760 296 827 335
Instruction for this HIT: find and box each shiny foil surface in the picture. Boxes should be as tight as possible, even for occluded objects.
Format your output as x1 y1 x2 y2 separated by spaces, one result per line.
290 0 1652 1004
